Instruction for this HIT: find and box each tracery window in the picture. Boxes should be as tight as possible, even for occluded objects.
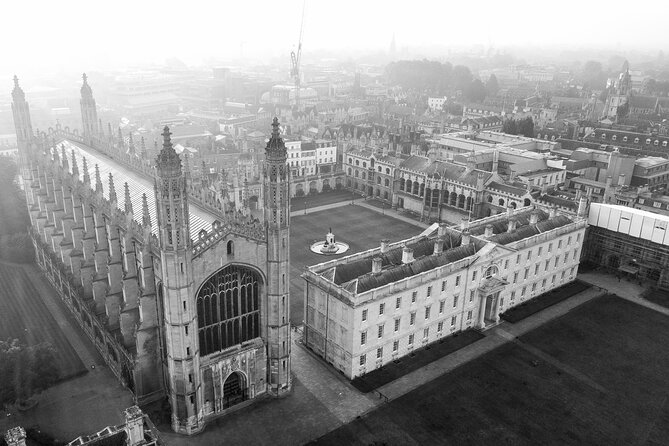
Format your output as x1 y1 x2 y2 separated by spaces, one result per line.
197 265 261 356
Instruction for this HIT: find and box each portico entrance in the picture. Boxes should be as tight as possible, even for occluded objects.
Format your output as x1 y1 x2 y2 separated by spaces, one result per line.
476 276 508 329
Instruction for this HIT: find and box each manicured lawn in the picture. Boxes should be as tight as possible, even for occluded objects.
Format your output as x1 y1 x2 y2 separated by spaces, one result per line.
0 262 87 382
289 205 423 325
500 279 590 323
311 295 669 445
642 288 669 309
289 189 352 212
351 330 484 393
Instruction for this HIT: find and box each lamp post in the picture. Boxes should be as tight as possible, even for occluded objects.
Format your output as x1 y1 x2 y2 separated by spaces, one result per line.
304 200 308 215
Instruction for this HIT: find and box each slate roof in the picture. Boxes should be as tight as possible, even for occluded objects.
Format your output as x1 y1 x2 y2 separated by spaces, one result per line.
487 181 526 196
469 209 573 246
55 139 215 239
328 234 484 294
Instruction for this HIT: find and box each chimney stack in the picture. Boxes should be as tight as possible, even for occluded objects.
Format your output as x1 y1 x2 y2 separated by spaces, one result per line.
529 211 539 225
507 204 514 217
380 239 390 253
618 173 626 186
549 206 557 219
401 246 414 264
507 218 517 232
437 223 447 237
577 196 588 217
485 225 494 238
461 229 471 246
372 257 383 274
433 239 444 255
460 216 470 231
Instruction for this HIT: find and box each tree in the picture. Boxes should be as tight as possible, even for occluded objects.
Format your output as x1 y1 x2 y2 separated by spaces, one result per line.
502 119 517 134
581 60 606 90
502 117 534 137
452 65 473 92
517 117 535 137
486 74 499 96
464 79 487 103
0 339 59 407
616 101 629 120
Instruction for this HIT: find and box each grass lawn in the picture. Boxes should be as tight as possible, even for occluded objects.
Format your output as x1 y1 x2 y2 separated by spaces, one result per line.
311 295 669 445
642 288 669 309
289 205 423 325
351 330 484 393
0 262 87 382
289 189 352 212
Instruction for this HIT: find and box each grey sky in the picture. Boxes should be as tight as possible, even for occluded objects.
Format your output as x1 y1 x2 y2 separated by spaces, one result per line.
2 0 667 77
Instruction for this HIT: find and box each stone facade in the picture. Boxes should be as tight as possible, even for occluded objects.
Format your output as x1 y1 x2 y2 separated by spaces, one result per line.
10 76 292 435
303 204 587 379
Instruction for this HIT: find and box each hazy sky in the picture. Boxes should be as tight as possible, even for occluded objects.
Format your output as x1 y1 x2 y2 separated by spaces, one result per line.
2 0 668 77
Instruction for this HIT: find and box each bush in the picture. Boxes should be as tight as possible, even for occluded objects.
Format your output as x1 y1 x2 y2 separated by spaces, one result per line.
0 339 59 407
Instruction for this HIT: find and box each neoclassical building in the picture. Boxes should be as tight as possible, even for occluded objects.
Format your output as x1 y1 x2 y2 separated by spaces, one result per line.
11 75 291 434
302 202 587 379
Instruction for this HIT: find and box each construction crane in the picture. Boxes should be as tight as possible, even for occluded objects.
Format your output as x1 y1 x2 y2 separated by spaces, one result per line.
290 1 306 109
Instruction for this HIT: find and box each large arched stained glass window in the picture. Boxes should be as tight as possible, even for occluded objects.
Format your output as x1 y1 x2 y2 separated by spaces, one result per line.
197 265 261 356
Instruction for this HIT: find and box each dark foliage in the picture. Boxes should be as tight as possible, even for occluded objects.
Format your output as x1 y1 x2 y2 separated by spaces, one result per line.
0 339 59 407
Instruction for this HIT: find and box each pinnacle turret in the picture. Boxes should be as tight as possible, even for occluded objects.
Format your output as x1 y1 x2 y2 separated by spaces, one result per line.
71 149 79 177
11 75 25 101
61 145 68 171
95 164 103 194
156 126 182 178
124 182 133 215
265 117 287 162
142 193 151 228
82 157 90 184
80 73 93 98
108 172 117 204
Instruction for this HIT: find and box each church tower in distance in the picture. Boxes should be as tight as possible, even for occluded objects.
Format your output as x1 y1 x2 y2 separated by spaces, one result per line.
263 117 292 395
80 73 99 144
154 126 202 434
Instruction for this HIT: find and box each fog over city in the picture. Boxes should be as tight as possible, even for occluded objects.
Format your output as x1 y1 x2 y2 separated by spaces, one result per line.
2 1 669 445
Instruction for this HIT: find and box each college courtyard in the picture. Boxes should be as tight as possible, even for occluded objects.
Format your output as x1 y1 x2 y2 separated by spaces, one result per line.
3 191 669 445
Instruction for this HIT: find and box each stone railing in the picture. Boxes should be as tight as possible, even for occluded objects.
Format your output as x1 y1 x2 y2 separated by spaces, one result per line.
192 218 266 258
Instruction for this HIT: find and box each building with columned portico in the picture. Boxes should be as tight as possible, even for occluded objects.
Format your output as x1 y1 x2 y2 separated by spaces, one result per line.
302 202 587 379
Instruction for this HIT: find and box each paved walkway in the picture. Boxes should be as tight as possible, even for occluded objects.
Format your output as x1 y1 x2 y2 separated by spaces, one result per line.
578 271 669 318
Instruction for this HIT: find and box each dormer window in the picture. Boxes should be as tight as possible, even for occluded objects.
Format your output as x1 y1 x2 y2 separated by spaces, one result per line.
601 133 606 139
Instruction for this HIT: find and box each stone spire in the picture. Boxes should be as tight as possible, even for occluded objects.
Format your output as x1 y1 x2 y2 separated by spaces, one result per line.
108 122 113 138
108 172 117 204
124 182 133 215
142 193 151 228
140 136 146 158
53 145 60 164
94 164 102 193
117 127 123 146
60 145 68 171
11 75 25 102
265 117 287 162
71 149 79 178
156 126 181 178
128 132 136 155
82 157 90 184
80 73 92 98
